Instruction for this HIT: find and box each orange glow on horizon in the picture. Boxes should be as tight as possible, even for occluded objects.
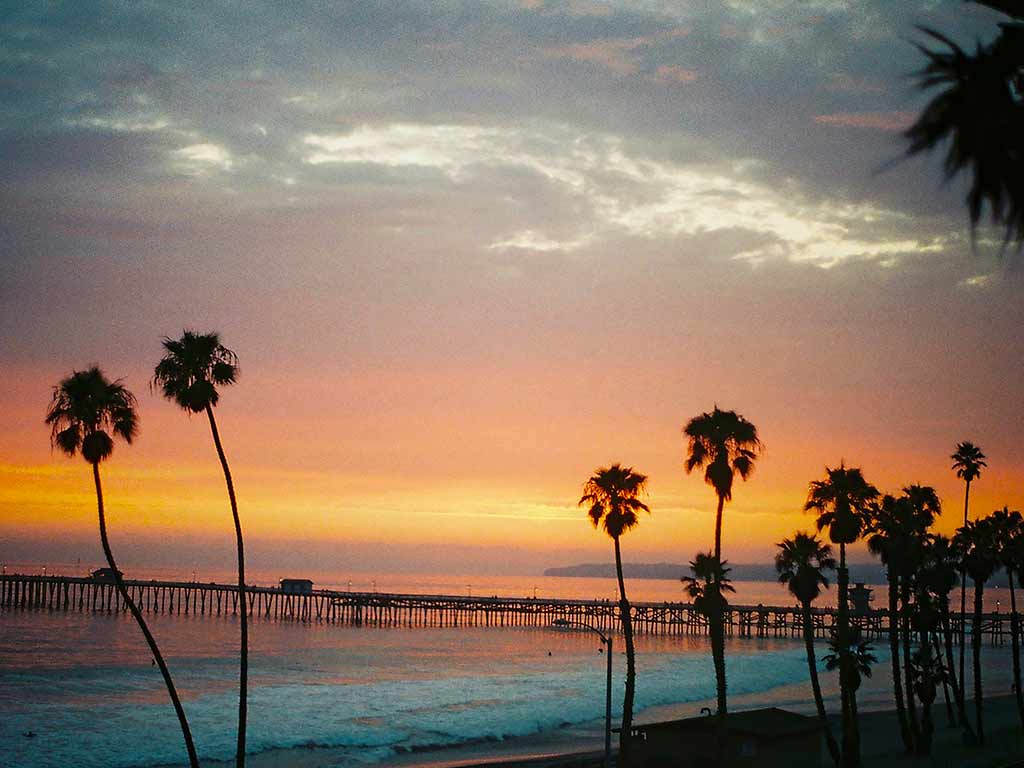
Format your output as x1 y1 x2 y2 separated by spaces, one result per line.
6 362 1024 570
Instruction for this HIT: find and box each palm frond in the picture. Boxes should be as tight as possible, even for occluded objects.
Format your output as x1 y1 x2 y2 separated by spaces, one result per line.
45 367 139 464
153 330 240 412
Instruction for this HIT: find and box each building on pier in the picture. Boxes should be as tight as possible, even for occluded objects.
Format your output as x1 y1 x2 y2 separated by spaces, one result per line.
280 578 314 594
91 567 123 583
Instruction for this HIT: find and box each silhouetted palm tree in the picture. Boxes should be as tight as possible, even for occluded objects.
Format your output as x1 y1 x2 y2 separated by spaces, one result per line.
682 550 734 761
683 407 761 565
153 330 247 767
910 643 948 756
46 368 199 768
865 495 917 753
905 2 1024 246
991 506 1024 727
682 552 736 615
954 516 1000 744
805 463 879 768
918 534 973 737
823 635 878 729
824 637 878 690
951 441 986 710
579 463 649 766
898 485 941 752
775 532 840 766
683 405 760 729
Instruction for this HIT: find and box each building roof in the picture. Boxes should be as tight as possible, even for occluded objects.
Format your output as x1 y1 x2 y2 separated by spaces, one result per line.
633 708 820 741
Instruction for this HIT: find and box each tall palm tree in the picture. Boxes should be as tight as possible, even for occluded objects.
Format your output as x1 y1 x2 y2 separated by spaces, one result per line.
579 463 649 766
918 533 973 738
951 441 986 710
865 495 917 753
805 463 879 768
682 552 736 615
954 516 1000 745
682 406 761 565
775 532 840 766
904 2 1024 246
46 368 199 768
910 643 947 757
683 405 760 728
823 635 878 726
991 507 1024 727
682 550 734 762
153 330 247 766
897 485 941 752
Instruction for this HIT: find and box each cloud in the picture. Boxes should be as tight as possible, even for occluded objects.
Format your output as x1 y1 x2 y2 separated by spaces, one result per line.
173 142 234 172
488 229 591 253
542 26 690 75
652 64 698 84
813 111 915 131
304 125 506 178
303 121 945 268
959 273 997 289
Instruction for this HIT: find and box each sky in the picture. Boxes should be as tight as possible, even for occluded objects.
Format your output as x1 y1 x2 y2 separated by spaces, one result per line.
2 0 1023 578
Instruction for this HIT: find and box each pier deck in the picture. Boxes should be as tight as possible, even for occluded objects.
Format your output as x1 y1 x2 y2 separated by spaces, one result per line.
0 574 1011 642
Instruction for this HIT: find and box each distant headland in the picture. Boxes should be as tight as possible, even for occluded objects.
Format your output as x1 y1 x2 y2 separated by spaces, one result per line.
543 562 889 583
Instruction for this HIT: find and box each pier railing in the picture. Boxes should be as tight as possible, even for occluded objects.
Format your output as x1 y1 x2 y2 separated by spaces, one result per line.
0 574 1011 642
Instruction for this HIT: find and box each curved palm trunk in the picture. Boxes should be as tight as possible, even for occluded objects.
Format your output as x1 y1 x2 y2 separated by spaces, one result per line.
959 480 971 711
1010 570 1024 728
711 493 728 759
710 604 727 763
93 463 200 768
837 544 858 768
206 404 247 767
713 494 725 566
885 576 912 752
900 580 921 750
972 579 985 746
802 601 840 766
613 537 635 767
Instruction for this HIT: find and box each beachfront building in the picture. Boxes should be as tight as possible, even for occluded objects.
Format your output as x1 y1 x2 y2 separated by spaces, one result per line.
280 578 314 594
629 707 821 768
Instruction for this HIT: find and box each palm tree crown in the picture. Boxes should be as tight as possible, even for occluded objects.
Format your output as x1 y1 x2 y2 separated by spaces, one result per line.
45 367 138 463
904 6 1024 246
682 553 736 617
952 441 987 484
775 532 835 604
824 638 878 693
152 330 239 413
805 463 879 545
955 517 1000 584
991 507 1023 570
919 533 960 601
579 463 650 538
683 406 761 502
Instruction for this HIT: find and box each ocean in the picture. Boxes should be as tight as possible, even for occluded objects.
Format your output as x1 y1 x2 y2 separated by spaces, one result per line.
1 569 1017 768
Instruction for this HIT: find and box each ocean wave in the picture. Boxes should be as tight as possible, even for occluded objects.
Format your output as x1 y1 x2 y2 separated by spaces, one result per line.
1 641 819 768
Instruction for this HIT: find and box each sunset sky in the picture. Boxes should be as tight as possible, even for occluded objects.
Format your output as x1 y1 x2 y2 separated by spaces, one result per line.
3 1 1023 578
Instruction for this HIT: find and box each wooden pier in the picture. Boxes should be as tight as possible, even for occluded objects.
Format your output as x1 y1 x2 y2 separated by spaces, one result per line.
0 574 1011 643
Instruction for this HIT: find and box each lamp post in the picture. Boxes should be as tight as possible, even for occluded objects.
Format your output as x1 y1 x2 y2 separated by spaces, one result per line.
553 618 613 768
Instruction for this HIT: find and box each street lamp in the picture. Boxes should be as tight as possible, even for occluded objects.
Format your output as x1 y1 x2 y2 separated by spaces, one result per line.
553 618 613 768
